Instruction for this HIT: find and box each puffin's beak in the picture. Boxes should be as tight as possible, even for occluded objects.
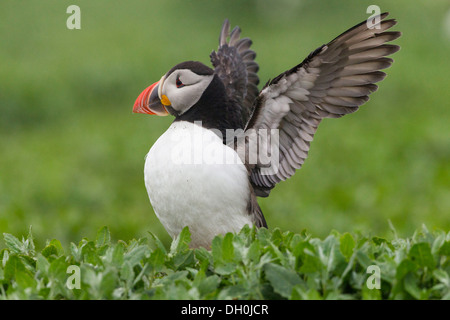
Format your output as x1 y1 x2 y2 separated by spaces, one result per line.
133 80 169 116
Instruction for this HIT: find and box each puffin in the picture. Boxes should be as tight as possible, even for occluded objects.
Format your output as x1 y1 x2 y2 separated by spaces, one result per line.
133 13 401 248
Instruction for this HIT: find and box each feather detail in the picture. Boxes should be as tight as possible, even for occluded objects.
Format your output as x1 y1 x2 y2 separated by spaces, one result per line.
243 12 401 196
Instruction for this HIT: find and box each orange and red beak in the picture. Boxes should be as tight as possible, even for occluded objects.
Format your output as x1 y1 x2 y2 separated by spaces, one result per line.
133 80 169 116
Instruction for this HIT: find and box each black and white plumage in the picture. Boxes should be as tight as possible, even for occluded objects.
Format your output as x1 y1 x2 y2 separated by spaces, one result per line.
133 13 401 248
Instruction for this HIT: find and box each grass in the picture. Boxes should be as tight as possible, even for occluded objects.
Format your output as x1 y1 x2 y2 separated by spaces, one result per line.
0 0 449 262
2 225 450 299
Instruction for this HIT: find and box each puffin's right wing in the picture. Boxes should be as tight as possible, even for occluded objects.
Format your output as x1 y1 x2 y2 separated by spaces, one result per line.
241 13 401 197
210 19 260 127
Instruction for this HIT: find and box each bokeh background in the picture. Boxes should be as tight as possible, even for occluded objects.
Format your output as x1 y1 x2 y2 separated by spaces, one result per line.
1 0 449 249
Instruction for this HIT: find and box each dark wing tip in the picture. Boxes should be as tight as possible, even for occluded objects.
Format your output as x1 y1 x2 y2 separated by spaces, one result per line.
220 19 230 46
229 26 242 46
212 18 260 128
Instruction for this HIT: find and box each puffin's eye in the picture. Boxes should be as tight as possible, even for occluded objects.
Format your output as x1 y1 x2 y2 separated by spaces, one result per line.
176 76 185 88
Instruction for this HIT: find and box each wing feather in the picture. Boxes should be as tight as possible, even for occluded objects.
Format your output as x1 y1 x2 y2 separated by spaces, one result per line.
244 13 401 196
210 20 260 127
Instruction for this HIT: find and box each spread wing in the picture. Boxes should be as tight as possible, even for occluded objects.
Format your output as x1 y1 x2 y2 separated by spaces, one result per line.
243 12 401 197
210 19 260 127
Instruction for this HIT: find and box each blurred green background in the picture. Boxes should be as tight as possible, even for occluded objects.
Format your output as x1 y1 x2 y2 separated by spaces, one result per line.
1 0 449 249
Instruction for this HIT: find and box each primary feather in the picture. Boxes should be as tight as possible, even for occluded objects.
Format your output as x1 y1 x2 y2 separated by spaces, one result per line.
225 13 401 196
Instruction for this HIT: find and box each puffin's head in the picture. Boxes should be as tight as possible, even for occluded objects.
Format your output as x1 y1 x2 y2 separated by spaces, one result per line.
133 61 214 117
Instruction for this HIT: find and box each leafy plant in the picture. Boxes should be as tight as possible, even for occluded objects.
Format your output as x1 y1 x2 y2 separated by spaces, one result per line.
1 225 450 300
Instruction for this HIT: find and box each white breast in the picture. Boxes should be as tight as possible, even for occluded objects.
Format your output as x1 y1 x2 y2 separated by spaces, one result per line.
144 121 253 248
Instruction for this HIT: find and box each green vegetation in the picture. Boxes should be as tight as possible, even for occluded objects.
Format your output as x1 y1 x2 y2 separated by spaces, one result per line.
2 225 450 299
0 0 449 299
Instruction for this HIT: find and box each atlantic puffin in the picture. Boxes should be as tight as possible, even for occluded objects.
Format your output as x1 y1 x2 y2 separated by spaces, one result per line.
133 13 401 248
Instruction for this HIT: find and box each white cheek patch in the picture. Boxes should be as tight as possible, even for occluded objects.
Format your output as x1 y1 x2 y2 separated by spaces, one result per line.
157 75 166 99
162 69 214 115
177 70 204 86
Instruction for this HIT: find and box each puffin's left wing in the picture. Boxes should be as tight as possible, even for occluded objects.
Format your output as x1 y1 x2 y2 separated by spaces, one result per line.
210 19 260 127
242 13 401 197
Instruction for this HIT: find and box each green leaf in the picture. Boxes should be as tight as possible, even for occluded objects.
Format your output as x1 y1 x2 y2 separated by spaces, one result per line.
372 237 395 251
361 283 382 300
48 256 69 283
170 227 191 254
70 242 81 262
403 273 422 299
96 226 111 248
197 275 220 297
81 241 103 266
246 240 261 263
264 263 303 299
4 254 27 282
36 253 50 275
81 265 102 297
48 239 64 256
433 269 450 287
99 269 117 298
355 250 373 269
299 250 323 274
217 284 248 300
211 236 224 264
41 244 58 258
438 241 450 257
222 233 234 262
111 242 125 267
292 285 322 300
147 232 167 254
270 228 284 246
3 233 24 254
158 270 190 288
124 245 148 268
1 249 9 268
194 247 212 266
431 231 446 254
214 262 237 275
409 243 435 269
211 234 238 275
120 261 134 286
15 269 37 289
172 250 195 269
340 233 355 261
148 247 165 272
396 259 418 280
22 226 35 255
256 227 272 246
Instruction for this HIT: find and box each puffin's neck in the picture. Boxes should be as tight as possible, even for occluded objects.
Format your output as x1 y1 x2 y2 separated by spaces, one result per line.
173 75 243 143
